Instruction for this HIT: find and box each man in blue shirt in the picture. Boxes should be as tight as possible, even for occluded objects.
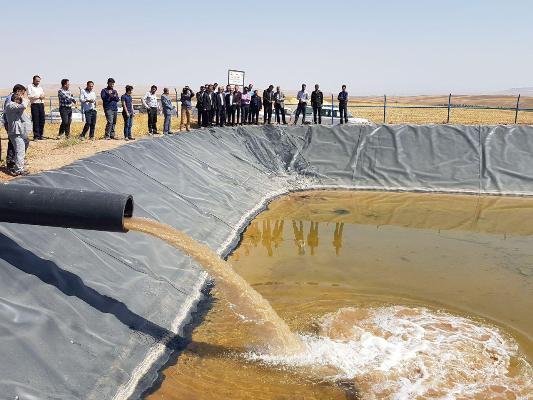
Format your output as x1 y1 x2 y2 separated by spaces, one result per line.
101 78 120 139
338 85 349 124
121 85 135 140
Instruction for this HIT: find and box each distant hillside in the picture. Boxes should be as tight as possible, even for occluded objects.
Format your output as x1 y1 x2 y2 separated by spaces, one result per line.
496 87 533 97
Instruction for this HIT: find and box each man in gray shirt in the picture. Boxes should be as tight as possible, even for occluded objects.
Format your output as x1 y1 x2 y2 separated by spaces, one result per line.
3 84 28 173
5 89 32 175
161 88 174 134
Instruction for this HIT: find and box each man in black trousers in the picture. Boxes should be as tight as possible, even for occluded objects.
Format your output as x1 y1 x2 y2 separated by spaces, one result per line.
262 85 274 124
311 84 323 124
27 75 46 140
225 87 235 126
201 85 214 127
215 87 226 127
338 84 349 124
274 86 287 124
196 86 205 127
250 90 262 125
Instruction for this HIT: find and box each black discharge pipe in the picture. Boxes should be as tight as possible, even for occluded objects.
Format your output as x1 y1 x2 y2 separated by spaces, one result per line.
0 184 133 232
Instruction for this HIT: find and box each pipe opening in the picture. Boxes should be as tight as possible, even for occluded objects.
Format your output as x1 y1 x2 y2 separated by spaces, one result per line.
124 196 134 218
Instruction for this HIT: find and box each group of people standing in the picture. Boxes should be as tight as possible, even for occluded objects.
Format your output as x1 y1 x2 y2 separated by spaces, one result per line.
0 76 48 176
193 83 289 127
194 82 350 127
2 75 352 176
294 83 350 125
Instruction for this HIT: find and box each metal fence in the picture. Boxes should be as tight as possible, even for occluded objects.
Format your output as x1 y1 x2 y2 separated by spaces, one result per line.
2 92 532 125
284 94 533 125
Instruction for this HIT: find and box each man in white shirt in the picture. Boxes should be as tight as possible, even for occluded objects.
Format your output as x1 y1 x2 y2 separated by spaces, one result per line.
79 81 97 140
142 85 159 134
27 75 45 140
294 83 309 125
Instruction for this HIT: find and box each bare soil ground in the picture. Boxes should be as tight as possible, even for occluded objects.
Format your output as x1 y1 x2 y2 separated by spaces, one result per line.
0 114 198 182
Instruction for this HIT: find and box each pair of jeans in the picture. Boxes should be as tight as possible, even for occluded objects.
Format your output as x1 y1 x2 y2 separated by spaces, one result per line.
294 102 307 124
313 106 322 124
123 113 133 138
104 108 117 138
241 105 250 124
81 109 97 138
30 103 45 139
263 104 273 124
339 102 348 123
148 107 158 133
275 103 286 124
163 113 171 134
58 106 72 137
8 134 29 172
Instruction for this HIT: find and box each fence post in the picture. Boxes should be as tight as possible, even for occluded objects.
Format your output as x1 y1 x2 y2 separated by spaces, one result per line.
514 94 521 124
49 97 52 123
447 93 452 124
383 95 387 124
331 94 334 125
174 88 179 118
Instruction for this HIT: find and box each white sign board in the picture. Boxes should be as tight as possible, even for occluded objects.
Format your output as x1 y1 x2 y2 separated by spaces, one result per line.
228 70 245 87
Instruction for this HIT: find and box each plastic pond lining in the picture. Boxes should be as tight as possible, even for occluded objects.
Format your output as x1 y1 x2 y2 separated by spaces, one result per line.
0 124 532 399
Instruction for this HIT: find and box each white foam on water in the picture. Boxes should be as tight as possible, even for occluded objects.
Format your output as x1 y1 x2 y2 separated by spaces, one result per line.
245 306 533 399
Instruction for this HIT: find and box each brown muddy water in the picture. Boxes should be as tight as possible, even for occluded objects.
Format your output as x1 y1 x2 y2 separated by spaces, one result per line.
142 191 533 400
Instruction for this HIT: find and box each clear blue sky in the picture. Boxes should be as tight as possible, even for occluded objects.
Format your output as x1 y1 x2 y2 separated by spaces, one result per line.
1 0 532 94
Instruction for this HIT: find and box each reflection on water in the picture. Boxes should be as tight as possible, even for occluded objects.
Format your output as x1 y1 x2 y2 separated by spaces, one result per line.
334 222 344 256
239 219 343 257
150 190 533 400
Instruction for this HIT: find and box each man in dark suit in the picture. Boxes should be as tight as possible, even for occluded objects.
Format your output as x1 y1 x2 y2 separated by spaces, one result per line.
196 86 205 127
215 87 226 127
311 84 323 124
262 85 274 124
225 87 235 126
250 89 262 125
201 85 214 127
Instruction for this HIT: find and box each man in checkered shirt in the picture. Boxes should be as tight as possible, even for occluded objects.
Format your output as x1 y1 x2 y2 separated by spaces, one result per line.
57 79 76 139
